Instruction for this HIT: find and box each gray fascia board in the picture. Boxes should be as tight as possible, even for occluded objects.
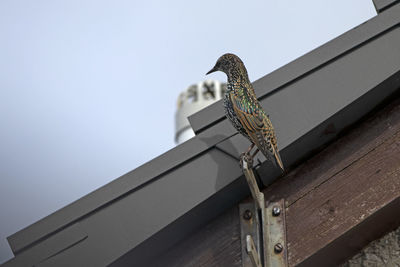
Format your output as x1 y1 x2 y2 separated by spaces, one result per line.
6 118 235 255
4 148 247 267
373 0 400 12
3 5 400 267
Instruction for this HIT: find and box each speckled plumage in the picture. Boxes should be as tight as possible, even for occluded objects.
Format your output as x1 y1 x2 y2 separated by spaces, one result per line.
207 53 284 171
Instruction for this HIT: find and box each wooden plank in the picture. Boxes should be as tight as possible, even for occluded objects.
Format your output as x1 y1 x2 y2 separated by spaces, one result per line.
286 125 400 266
264 96 400 266
154 96 400 266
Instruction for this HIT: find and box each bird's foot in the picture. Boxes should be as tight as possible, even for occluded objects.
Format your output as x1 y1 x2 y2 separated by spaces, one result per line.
240 152 253 169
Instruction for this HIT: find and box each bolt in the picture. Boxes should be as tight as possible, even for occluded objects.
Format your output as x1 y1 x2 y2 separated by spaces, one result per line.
274 243 283 254
272 206 281 216
243 209 252 220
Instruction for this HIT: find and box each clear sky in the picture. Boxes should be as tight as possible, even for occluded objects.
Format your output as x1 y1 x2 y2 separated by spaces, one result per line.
0 0 376 263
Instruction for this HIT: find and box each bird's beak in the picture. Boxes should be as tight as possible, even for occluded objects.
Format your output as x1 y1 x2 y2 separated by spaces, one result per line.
206 66 218 75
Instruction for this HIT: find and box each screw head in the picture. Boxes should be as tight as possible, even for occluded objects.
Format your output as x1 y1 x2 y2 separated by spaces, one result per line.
274 243 283 254
243 209 252 220
272 206 281 216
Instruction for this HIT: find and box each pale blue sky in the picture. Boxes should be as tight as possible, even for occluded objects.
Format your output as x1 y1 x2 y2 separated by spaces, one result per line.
0 0 376 263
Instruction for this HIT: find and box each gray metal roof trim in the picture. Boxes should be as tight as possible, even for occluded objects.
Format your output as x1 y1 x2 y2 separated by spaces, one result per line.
6 119 236 255
373 0 400 12
188 4 399 134
109 176 250 267
4 147 248 267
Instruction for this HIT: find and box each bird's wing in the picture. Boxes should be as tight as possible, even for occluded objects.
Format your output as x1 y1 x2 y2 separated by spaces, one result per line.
230 93 284 171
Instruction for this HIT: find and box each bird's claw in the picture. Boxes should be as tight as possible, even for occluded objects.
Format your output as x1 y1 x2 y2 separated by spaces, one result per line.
240 152 253 169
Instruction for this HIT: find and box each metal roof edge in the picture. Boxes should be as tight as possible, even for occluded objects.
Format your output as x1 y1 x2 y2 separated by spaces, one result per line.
373 0 400 12
188 4 399 134
6 119 236 255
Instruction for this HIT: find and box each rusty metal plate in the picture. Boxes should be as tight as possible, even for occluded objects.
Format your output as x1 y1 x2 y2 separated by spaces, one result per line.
239 203 261 267
265 199 288 267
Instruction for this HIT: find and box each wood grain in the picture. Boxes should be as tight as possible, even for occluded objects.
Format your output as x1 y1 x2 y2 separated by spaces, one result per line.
262 97 400 266
287 127 400 265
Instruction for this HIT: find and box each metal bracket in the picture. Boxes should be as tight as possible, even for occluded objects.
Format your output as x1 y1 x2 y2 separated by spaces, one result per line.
239 157 288 267
265 199 288 267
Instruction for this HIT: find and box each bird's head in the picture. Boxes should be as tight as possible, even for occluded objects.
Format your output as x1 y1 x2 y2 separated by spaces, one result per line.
206 53 245 77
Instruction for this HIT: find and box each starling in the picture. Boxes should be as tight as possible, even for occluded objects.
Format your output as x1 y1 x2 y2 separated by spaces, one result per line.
206 53 284 171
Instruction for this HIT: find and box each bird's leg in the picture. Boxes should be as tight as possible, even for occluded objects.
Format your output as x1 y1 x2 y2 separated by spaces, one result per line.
240 143 254 160
245 143 255 155
240 143 255 168
243 148 259 168
251 148 259 158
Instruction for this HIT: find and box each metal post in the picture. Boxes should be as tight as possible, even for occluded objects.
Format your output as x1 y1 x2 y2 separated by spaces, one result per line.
239 157 288 267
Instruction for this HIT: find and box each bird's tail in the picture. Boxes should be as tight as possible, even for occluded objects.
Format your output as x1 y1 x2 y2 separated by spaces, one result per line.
254 132 285 172
271 145 284 172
